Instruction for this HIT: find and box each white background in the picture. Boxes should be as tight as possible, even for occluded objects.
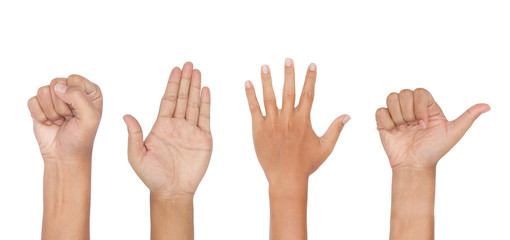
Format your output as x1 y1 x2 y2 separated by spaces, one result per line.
1 0 509 239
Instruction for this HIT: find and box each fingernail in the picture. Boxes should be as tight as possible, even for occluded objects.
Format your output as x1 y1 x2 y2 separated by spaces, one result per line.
55 118 64 126
342 115 351 124
398 124 407 131
262 65 269 74
44 120 52 125
285 58 292 67
309 63 316 71
55 84 68 93
418 120 426 129
483 107 491 113
245 80 252 89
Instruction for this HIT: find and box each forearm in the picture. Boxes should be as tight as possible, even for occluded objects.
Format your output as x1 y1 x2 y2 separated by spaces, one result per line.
268 178 309 240
42 159 91 240
390 166 436 240
150 194 194 240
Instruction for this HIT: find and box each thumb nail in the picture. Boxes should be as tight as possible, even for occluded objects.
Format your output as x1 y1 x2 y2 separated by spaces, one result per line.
55 84 68 94
342 115 351 124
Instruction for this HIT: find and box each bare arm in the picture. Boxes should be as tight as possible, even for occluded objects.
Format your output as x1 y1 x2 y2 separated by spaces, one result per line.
150 194 194 239
124 62 212 240
375 88 489 240
245 59 350 239
28 75 103 240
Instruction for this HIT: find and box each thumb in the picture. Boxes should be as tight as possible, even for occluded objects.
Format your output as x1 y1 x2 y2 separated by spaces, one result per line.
54 84 99 122
123 114 146 164
320 115 350 153
448 103 490 142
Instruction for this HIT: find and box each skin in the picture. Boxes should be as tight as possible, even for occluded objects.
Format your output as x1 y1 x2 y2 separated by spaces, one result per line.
375 88 490 240
123 62 212 240
27 75 103 240
245 58 350 240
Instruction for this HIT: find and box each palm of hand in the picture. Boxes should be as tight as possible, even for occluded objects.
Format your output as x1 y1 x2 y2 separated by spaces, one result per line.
135 117 212 196
380 117 453 169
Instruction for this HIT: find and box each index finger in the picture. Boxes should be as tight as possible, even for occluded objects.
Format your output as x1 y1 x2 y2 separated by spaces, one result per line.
66 74 103 115
297 63 317 113
50 78 73 120
413 88 444 127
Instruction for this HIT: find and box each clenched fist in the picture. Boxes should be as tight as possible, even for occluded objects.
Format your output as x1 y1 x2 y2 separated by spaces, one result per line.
28 75 103 162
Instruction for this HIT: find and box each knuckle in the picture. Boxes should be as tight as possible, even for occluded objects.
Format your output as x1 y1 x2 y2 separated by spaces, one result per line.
375 108 388 119
67 87 81 96
190 84 201 90
189 101 200 109
283 89 295 97
264 96 276 104
465 108 475 116
249 103 260 112
37 86 49 96
67 74 82 82
376 107 387 116
414 88 428 95
178 93 188 100
201 96 210 104
399 89 413 96
169 78 180 85
200 112 210 119
386 92 398 104
27 96 37 107
162 94 177 102
93 83 102 93
302 91 314 99
50 78 64 86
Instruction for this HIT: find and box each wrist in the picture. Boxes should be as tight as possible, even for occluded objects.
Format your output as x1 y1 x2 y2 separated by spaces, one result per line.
269 177 309 200
150 192 194 240
392 165 436 174
150 192 194 202
267 176 309 240
391 166 436 217
43 154 92 165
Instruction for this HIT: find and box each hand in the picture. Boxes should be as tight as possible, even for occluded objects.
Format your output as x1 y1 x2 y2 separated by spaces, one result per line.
245 59 350 185
376 88 490 170
27 75 103 161
124 62 212 198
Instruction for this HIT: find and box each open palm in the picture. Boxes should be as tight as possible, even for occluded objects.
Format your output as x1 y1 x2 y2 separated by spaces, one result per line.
124 62 212 197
